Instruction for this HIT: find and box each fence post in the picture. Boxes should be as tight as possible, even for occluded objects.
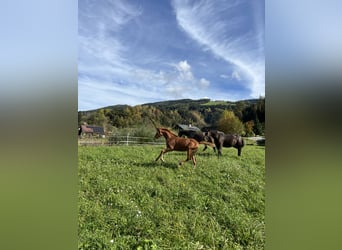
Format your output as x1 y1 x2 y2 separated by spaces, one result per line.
126 133 129 146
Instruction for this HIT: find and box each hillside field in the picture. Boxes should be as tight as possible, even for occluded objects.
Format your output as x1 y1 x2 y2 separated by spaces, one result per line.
78 143 265 249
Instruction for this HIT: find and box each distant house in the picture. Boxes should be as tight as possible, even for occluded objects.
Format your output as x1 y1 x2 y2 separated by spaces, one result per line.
175 124 201 132
78 125 105 137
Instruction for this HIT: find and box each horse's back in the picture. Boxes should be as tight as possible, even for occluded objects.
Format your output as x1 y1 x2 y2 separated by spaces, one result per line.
173 137 198 151
219 134 244 148
228 135 244 148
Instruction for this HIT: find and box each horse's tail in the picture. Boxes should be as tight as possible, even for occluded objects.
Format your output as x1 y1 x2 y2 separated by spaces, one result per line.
199 141 215 147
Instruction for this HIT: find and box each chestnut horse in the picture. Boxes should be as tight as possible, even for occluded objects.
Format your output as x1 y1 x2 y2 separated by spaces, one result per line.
154 127 214 168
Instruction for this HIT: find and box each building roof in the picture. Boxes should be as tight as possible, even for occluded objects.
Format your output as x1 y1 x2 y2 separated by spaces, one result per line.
175 124 201 131
80 125 105 135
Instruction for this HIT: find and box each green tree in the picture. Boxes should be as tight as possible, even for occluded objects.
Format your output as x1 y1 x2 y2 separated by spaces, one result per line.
92 109 108 127
217 110 244 134
189 110 206 127
254 116 263 136
78 111 85 126
244 120 255 137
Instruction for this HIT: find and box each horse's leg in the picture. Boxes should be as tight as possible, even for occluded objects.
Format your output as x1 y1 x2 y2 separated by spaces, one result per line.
179 148 192 166
209 140 216 153
155 150 164 162
237 147 242 156
179 150 188 166
213 141 221 157
191 149 198 168
217 146 222 158
187 148 198 168
156 148 172 162
210 142 216 153
192 154 197 168
233 144 242 156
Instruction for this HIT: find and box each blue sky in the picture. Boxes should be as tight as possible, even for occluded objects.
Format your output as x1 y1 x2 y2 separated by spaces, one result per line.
78 0 264 111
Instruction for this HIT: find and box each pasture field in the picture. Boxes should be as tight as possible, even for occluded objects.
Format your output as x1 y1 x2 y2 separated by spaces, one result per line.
79 144 265 249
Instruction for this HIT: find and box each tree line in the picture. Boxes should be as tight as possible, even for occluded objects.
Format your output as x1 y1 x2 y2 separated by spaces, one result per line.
78 98 265 136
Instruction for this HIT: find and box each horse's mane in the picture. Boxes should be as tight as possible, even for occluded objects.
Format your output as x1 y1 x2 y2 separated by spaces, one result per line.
160 127 178 137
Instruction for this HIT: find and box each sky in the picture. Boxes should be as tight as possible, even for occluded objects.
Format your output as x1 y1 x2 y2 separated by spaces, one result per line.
78 0 265 111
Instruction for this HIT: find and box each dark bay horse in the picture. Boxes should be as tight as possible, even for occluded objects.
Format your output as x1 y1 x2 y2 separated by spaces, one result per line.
178 129 216 152
205 130 244 157
154 127 214 168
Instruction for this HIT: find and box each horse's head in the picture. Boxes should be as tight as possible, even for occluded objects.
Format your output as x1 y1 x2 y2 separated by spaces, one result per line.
154 128 163 139
178 130 186 137
154 127 177 140
206 130 224 139
202 132 211 141
205 130 215 139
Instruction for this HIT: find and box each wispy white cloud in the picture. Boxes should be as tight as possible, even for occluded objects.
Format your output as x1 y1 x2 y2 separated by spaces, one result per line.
175 60 193 81
78 0 140 81
78 0 264 110
79 1 214 110
172 0 264 98
78 76 160 109
232 70 242 81
199 78 210 88
165 60 210 98
177 60 191 72
220 71 241 81
79 57 211 109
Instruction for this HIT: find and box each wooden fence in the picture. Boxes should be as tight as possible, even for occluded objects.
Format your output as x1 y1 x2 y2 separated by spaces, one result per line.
78 133 165 146
78 134 265 147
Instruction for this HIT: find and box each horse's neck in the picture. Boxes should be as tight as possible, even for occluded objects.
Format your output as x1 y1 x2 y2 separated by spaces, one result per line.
161 129 177 139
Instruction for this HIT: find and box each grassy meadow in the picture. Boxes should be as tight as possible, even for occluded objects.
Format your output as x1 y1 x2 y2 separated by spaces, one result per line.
78 143 265 249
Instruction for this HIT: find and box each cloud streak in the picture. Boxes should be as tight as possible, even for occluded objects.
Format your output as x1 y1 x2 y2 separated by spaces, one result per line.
78 0 264 110
78 1 211 110
172 0 264 98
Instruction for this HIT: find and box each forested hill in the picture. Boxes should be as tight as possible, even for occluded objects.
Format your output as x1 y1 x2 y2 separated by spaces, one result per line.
78 98 265 136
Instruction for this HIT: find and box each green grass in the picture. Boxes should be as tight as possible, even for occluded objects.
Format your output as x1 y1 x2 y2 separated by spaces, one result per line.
79 144 265 249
